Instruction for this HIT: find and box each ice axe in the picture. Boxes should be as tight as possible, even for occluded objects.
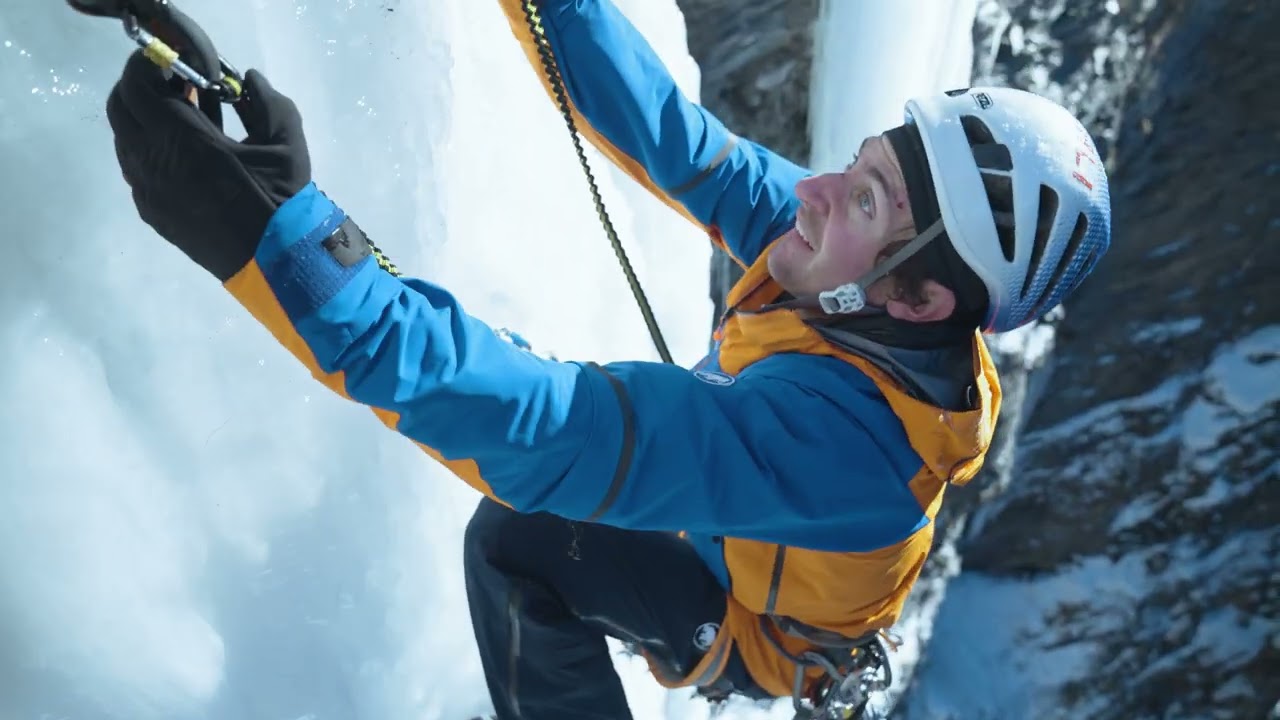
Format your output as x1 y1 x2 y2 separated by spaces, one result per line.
67 0 244 130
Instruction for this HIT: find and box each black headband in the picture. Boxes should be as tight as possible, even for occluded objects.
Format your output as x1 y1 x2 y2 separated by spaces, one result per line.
882 123 989 324
883 123 941 233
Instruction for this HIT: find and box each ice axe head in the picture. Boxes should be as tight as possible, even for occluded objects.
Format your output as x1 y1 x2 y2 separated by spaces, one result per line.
66 0 168 20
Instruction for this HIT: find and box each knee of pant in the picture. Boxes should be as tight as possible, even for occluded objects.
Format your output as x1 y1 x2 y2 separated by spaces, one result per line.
463 499 575 578
463 497 512 567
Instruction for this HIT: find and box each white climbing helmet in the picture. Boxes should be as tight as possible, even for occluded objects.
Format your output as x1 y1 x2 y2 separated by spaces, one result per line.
908 87 1113 332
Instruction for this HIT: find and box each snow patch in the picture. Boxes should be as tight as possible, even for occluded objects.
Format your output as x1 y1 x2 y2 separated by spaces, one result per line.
1131 316 1204 344
1023 374 1188 445
904 531 1275 720
986 317 1059 369
1109 492 1164 532
1179 325 1278 459
1202 324 1280 416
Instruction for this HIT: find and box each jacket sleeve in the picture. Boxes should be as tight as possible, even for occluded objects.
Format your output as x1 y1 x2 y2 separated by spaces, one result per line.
222 186 927 548
497 0 808 268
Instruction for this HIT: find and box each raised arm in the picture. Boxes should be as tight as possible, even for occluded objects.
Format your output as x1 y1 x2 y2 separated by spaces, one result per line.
499 0 809 267
224 186 927 547
102 43 918 547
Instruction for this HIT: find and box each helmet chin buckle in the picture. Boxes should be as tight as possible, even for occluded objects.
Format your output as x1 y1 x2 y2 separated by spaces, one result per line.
819 283 867 314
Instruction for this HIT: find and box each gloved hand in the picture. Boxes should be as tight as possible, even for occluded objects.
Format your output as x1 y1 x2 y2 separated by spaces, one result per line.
106 49 312 281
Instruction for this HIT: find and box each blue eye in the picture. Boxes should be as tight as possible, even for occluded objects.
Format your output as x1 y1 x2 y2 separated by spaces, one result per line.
859 191 873 215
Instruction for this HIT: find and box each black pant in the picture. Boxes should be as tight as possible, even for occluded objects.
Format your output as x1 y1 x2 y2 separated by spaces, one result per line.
463 498 767 719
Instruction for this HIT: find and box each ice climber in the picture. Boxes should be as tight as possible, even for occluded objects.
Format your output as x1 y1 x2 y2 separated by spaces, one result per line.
101 0 1112 717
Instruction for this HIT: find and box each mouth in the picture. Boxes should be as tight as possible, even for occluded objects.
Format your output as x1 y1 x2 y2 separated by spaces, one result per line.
795 222 815 252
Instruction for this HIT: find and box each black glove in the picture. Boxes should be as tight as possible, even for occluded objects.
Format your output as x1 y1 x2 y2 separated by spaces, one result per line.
106 50 312 281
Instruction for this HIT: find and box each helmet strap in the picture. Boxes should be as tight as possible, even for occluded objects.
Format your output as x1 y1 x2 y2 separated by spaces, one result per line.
763 218 948 315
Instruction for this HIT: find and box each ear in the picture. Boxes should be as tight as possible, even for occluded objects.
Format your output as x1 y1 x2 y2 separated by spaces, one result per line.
884 279 957 323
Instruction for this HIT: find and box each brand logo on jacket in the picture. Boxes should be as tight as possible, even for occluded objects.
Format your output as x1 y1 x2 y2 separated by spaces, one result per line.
693 369 735 386
322 219 372 268
693 622 720 651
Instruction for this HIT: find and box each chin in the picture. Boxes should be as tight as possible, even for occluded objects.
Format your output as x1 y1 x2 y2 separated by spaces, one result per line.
765 246 786 280
765 253 802 296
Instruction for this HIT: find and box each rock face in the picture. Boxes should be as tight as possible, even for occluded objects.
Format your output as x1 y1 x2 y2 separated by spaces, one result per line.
909 0 1278 718
674 0 817 166
679 0 1278 717
903 1 1278 718
671 0 819 335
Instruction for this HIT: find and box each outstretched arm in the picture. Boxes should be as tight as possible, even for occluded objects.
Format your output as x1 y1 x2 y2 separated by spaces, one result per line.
499 0 809 267
102 37 914 545
225 186 927 548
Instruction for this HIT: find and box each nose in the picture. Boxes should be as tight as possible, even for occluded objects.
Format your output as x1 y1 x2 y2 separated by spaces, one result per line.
794 172 837 213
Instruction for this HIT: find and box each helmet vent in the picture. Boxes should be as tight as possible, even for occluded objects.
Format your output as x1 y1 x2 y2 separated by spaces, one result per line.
971 144 1013 171
961 115 993 145
981 172 1016 261
1023 184 1060 298
962 115 1012 170
1027 212 1090 321
1079 243 1102 283
1054 213 1092 294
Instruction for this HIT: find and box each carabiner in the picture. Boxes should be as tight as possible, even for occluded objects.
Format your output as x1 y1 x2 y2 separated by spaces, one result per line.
68 0 243 128
120 13 243 103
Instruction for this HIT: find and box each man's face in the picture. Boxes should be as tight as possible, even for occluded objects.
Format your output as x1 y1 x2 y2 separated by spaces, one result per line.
768 134 917 303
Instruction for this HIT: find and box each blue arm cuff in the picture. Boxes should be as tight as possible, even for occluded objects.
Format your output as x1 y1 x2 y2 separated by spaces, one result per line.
255 184 370 323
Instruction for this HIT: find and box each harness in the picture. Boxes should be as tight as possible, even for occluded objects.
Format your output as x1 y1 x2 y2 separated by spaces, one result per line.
761 618 896 719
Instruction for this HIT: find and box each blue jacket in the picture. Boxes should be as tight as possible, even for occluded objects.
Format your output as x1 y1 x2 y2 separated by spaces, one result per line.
222 0 1001 696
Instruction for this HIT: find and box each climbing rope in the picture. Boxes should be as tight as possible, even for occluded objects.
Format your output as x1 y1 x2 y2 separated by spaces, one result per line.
519 0 674 364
